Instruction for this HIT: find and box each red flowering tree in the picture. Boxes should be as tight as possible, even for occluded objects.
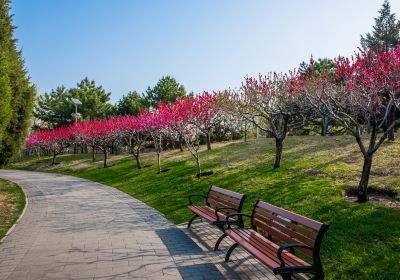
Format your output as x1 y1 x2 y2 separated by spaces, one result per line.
73 121 99 162
163 97 205 177
73 119 117 168
26 132 43 158
302 47 400 201
239 72 309 168
115 115 148 169
28 126 74 165
141 109 171 174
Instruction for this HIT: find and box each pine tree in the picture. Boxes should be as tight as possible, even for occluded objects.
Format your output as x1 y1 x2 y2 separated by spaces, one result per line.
360 0 400 51
360 0 400 141
0 0 36 165
144 76 186 108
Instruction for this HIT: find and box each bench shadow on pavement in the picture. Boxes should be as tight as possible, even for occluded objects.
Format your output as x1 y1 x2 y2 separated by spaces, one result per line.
155 227 226 280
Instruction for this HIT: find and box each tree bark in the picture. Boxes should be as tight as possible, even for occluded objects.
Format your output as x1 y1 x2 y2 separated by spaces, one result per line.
52 153 57 165
103 150 107 168
387 106 396 141
321 116 329 136
274 138 284 169
156 151 161 173
179 137 184 152
206 132 211 150
92 147 96 161
195 151 201 178
358 154 372 202
132 147 142 169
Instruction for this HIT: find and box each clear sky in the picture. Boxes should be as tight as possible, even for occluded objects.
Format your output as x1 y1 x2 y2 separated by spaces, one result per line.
11 0 400 103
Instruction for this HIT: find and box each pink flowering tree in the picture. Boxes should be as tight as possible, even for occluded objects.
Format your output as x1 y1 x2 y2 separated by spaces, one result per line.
92 119 118 168
26 132 43 158
163 97 205 177
141 109 171 174
115 115 148 169
73 119 117 168
73 121 99 162
30 126 74 165
239 72 309 168
301 47 400 202
191 92 219 150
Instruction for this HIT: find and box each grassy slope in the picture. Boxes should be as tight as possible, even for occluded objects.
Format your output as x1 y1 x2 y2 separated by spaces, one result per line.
0 178 25 240
10 135 400 280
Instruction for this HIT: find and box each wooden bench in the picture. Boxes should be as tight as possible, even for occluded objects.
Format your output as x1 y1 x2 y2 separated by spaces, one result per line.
187 185 247 251
224 200 329 280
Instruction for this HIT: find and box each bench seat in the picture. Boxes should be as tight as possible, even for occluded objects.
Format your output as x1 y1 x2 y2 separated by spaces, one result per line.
187 205 229 224
225 228 309 269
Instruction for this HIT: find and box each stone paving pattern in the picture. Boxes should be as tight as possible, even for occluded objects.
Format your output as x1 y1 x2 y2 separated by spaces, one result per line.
0 170 291 280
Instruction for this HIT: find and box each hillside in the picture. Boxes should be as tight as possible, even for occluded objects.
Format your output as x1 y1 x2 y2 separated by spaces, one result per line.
9 135 400 279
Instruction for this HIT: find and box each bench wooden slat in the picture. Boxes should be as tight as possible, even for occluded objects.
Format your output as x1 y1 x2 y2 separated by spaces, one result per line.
256 201 322 231
253 212 316 247
207 197 240 210
188 205 224 222
254 208 318 239
225 229 310 269
210 185 244 200
234 229 308 267
208 190 241 204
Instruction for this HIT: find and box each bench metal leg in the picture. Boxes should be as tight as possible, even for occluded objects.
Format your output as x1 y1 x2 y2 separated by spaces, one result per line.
187 214 199 228
280 274 292 280
214 233 228 251
311 273 325 280
225 243 239 262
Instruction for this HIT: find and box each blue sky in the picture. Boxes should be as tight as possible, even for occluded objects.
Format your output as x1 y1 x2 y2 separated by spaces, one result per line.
11 0 400 103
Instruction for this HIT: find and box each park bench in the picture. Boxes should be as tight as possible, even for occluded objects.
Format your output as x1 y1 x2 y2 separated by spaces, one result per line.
223 200 329 280
187 185 247 251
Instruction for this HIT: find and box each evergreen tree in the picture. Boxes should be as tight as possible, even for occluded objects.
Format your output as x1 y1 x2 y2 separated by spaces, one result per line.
360 0 400 141
114 91 145 116
69 78 112 120
0 0 36 165
34 86 74 128
360 0 400 51
0 47 12 146
35 78 112 127
144 76 186 108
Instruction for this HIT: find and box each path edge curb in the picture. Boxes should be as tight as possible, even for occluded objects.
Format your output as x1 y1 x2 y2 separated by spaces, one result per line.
0 178 28 244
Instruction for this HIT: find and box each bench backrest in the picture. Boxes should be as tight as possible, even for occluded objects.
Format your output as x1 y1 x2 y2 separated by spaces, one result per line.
206 185 246 213
251 200 329 258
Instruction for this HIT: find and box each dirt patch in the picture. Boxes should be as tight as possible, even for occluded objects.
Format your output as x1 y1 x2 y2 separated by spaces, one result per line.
193 171 214 179
342 187 400 208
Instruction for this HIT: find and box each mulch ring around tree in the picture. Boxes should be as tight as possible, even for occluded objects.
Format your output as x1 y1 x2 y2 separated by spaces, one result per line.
343 186 400 208
194 171 214 179
156 168 170 174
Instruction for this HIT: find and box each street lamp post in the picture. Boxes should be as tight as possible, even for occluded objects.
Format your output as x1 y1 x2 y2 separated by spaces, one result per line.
70 98 82 154
71 98 82 123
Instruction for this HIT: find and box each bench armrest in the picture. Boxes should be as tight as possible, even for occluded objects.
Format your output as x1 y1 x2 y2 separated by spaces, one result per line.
215 207 240 223
225 212 252 229
188 194 208 205
277 244 315 268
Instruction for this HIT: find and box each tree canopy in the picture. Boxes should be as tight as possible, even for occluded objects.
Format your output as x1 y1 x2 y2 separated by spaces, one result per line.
144 76 186 108
113 91 145 116
35 78 112 128
0 0 36 165
360 0 400 51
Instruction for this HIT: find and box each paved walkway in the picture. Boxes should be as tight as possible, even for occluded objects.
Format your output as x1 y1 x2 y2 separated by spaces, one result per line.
0 170 227 280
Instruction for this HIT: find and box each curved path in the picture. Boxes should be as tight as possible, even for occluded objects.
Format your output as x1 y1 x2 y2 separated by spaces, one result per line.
0 170 225 280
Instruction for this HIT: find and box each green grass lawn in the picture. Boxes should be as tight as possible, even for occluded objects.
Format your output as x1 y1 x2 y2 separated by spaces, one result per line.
9 135 400 280
0 178 25 241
